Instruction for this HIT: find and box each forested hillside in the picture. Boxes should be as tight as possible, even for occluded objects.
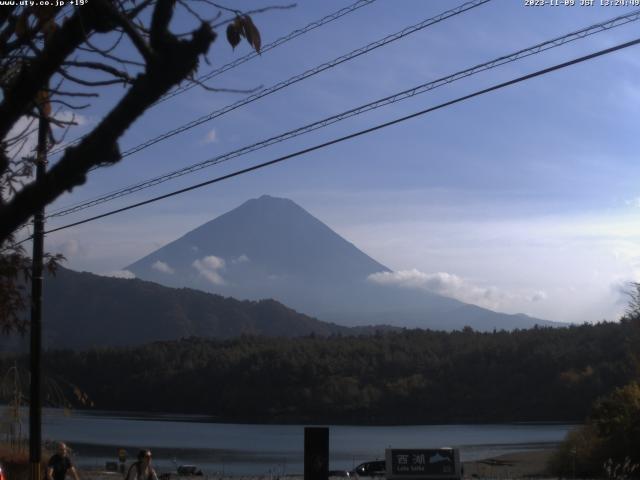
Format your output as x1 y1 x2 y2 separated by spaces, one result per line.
3 320 637 424
5 267 352 351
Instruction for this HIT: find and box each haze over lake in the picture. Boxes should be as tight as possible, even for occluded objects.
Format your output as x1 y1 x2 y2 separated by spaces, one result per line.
41 410 574 475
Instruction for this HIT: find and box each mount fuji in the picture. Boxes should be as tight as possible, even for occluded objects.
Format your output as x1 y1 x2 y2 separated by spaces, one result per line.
127 195 557 331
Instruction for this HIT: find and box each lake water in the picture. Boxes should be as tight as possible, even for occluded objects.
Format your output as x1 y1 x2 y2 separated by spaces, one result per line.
38 410 575 475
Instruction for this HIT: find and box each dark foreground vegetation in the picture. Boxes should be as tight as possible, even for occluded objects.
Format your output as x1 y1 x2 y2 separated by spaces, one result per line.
2 319 638 424
549 381 640 478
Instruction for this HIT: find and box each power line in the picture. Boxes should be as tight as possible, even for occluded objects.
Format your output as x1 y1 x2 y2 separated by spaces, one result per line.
47 8 640 219
122 0 490 158
47 0 378 157
42 36 640 236
158 0 378 105
48 0 491 160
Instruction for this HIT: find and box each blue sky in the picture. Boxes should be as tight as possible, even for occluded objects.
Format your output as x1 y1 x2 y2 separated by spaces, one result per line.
20 0 640 324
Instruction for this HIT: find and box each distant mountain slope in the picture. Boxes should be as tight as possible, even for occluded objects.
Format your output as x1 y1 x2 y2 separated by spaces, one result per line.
127 195 560 331
22 267 350 350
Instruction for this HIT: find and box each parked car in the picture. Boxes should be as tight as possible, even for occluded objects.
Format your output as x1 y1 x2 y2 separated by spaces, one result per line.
177 465 203 476
329 470 352 477
352 460 386 477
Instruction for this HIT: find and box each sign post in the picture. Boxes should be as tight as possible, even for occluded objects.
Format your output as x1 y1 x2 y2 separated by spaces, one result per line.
385 449 462 480
304 427 328 480
29 94 48 480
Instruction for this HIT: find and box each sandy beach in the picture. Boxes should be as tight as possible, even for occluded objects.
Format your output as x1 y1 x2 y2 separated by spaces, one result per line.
462 449 554 478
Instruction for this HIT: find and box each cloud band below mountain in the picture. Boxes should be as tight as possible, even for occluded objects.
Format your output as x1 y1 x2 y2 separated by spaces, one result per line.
367 269 545 311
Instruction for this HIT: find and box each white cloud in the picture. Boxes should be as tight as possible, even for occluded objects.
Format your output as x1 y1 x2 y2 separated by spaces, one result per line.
201 255 225 269
102 270 136 279
193 255 226 285
202 128 218 144
367 269 548 311
368 269 505 309
369 269 457 290
152 260 174 274
338 206 640 323
530 291 548 303
232 254 250 264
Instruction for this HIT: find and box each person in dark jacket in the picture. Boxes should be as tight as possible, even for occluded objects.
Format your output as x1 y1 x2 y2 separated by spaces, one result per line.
126 450 159 480
47 442 80 480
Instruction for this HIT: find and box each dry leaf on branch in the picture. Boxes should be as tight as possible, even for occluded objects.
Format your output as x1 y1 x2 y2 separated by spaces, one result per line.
226 15 261 53
241 15 261 53
226 21 241 49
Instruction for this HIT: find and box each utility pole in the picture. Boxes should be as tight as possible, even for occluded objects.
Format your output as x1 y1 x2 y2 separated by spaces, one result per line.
30 101 48 480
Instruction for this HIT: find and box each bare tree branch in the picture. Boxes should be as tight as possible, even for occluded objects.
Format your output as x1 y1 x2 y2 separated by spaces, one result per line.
62 60 133 82
190 76 263 94
76 44 145 67
49 100 91 110
45 88 99 98
59 67 130 87
212 3 296 28
0 1 279 332
0 4 104 140
0 6 217 240
104 3 154 63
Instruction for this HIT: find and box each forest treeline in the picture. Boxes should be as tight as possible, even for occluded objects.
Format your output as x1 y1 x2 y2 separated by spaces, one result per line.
2 320 639 424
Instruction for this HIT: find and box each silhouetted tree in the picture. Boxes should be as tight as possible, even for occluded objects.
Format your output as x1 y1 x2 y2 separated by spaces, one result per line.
0 0 277 331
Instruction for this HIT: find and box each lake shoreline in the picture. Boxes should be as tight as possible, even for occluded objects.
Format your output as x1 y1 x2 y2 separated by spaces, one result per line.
25 411 575 476
80 449 556 479
65 407 581 427
463 449 554 478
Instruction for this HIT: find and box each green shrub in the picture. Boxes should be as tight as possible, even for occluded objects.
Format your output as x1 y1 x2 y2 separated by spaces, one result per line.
590 382 640 466
548 424 604 477
550 382 640 478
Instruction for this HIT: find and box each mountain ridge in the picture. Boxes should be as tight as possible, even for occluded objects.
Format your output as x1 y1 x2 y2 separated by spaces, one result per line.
0 266 361 351
127 195 560 331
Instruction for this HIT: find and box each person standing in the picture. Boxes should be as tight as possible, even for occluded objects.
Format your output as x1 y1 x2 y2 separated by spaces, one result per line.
126 450 159 480
47 442 80 480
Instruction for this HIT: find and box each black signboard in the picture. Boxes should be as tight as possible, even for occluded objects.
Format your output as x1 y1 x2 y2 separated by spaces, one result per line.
304 427 329 480
386 449 460 478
